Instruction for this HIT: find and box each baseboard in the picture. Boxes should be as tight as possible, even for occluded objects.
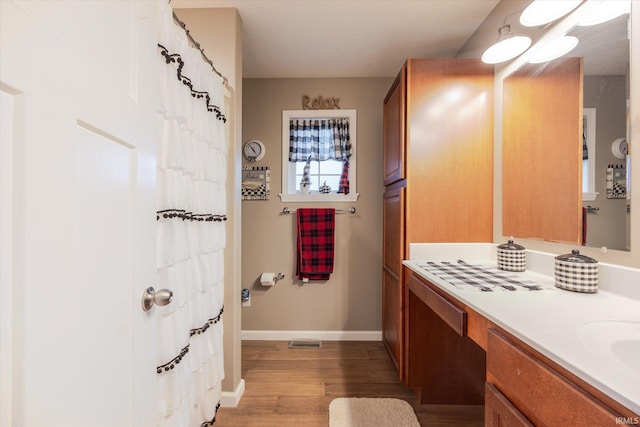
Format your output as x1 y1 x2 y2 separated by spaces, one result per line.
241 330 382 341
220 379 245 408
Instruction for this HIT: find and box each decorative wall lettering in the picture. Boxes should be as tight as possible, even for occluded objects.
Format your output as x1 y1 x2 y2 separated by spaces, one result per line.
302 95 341 110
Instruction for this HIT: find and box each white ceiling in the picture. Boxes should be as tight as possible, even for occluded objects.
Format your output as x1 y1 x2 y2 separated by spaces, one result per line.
172 0 500 78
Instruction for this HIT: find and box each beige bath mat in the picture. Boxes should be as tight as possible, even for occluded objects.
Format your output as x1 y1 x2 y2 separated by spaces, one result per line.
329 397 420 427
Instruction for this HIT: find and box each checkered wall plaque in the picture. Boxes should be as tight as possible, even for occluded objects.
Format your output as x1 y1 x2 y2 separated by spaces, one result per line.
606 164 626 199
242 166 270 200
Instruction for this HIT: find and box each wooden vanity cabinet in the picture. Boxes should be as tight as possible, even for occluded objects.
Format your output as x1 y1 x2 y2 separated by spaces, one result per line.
406 271 486 404
486 328 638 426
381 58 494 380
404 267 640 424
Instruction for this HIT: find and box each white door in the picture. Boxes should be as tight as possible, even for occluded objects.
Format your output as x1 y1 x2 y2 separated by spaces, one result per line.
0 1 159 426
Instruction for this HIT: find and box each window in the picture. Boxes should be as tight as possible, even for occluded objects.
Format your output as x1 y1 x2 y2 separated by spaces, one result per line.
280 109 358 202
583 108 597 201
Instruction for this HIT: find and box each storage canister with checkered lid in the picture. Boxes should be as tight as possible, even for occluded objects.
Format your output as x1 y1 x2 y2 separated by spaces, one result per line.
554 249 599 293
497 239 526 272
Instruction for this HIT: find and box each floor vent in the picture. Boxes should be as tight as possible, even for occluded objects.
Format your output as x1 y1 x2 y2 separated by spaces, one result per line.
288 339 322 349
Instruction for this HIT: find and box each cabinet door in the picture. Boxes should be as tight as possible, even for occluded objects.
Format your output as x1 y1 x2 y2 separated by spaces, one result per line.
383 184 405 275
382 184 405 377
485 383 535 427
383 67 406 185
382 267 403 376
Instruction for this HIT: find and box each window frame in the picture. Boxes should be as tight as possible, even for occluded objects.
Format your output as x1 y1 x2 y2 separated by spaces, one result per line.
279 109 359 202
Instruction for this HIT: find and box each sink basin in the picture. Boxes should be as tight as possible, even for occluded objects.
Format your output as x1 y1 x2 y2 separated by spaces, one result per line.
611 340 640 372
578 320 640 374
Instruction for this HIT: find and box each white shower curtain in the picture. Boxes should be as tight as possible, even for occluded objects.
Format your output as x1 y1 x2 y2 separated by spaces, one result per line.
156 3 227 426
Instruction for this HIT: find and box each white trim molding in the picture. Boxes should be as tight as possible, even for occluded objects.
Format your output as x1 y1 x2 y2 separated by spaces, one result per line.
241 330 382 341
220 379 245 408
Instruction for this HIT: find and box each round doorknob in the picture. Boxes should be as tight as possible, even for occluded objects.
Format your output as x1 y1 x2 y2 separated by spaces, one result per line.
141 286 174 312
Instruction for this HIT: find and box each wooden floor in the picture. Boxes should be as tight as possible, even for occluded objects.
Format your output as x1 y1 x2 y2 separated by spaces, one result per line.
215 341 484 426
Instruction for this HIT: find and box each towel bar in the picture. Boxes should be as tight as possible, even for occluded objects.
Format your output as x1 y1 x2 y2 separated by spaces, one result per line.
282 206 356 215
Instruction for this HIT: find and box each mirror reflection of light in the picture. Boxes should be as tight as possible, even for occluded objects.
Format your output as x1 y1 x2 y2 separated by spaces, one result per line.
412 85 484 150
422 86 467 120
457 92 488 120
445 86 467 105
425 104 445 120
528 36 579 64
520 0 582 27
578 0 630 26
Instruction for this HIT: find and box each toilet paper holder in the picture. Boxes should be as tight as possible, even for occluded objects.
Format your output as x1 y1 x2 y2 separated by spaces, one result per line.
260 272 285 286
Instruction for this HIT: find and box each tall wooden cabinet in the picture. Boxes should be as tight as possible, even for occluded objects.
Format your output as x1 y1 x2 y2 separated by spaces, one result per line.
382 58 494 381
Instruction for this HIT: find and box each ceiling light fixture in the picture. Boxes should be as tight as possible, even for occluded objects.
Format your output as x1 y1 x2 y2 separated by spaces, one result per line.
481 24 532 64
578 0 630 26
528 35 579 64
520 0 583 27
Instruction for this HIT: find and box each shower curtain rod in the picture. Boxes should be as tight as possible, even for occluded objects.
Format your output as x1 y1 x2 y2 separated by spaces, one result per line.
172 11 230 87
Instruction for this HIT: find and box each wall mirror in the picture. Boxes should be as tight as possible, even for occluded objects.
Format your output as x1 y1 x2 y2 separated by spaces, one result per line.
502 1 631 251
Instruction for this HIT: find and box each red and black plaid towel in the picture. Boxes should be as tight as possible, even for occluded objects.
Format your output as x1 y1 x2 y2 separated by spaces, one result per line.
296 208 335 280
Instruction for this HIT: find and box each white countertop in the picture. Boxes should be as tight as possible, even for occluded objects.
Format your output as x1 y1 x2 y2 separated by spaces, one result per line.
404 243 640 414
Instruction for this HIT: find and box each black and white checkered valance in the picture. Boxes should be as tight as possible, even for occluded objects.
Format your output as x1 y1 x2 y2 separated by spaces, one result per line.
288 117 351 162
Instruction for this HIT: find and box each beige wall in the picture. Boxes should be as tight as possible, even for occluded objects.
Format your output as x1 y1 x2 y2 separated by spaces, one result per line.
241 78 392 332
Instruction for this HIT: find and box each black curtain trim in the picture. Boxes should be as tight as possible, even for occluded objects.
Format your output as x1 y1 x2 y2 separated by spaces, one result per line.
157 209 227 222
156 306 224 374
201 401 222 426
156 344 189 374
190 306 224 337
158 44 227 123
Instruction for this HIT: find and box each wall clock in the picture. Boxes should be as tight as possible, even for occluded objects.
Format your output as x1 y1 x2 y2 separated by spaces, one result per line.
243 140 265 162
611 137 627 160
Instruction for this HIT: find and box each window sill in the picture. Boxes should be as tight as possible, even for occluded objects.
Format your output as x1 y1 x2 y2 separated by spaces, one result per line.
279 193 360 203
583 192 599 202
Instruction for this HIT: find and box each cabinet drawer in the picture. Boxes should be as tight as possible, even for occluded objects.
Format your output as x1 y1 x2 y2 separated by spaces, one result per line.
408 273 466 336
487 329 620 426
485 382 534 427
